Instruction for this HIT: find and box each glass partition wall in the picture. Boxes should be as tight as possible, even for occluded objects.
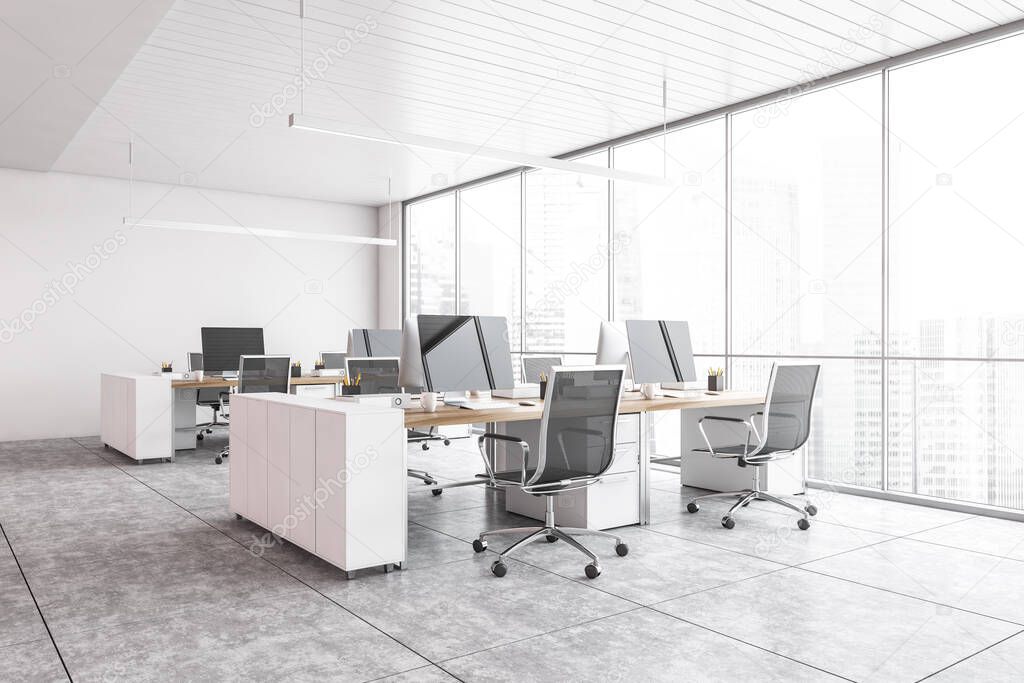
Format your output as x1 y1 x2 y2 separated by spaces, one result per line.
404 32 1024 513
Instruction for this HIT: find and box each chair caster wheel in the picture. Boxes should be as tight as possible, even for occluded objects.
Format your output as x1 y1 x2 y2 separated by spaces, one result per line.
797 518 810 530
443 439 451 446
424 479 437 486
206 429 213 434
686 502 699 513
721 516 735 529
584 563 601 579
805 504 818 516
615 542 629 557
235 514 242 520
491 560 507 577
431 489 442 496
472 539 487 553
546 534 558 543
421 443 429 451
196 433 204 441
215 456 223 464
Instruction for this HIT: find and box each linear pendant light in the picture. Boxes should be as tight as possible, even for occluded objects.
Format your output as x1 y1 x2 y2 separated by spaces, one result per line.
123 217 397 246
288 113 675 187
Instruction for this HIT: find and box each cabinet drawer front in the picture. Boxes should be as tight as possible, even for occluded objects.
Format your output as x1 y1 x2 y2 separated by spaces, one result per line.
608 443 638 475
614 414 639 445
588 471 640 529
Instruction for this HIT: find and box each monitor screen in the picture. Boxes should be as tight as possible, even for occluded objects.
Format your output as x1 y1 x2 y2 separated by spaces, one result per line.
663 320 696 382
201 327 264 374
418 315 490 393
522 356 561 384
477 315 515 390
345 357 401 395
321 352 347 370
348 329 402 357
625 320 696 384
595 321 633 382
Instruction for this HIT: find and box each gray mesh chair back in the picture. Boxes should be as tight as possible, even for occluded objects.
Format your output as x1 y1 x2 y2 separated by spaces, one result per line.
238 355 291 394
759 364 820 455
528 366 625 490
189 352 222 405
522 355 563 383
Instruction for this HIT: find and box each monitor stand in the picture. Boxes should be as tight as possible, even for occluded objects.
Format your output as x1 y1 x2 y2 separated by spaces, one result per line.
442 391 468 405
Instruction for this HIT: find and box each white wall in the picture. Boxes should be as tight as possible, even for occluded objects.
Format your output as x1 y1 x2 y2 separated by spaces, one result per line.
0 169 380 440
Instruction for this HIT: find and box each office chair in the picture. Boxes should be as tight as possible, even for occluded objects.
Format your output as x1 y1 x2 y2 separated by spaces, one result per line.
188 352 229 441
686 363 821 530
472 366 630 579
521 355 563 384
216 355 291 464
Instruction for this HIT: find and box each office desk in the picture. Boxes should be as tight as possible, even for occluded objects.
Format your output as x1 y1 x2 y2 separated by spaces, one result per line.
170 376 343 390
402 391 766 526
402 391 764 429
100 373 349 461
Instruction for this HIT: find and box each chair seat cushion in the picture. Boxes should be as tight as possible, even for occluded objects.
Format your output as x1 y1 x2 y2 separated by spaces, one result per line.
492 466 592 490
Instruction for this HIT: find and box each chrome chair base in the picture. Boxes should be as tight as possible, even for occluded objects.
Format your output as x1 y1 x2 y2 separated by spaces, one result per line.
473 496 629 579
407 468 437 486
687 486 817 530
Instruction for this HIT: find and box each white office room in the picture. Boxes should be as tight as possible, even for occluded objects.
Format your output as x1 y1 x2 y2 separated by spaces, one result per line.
2 1 1024 681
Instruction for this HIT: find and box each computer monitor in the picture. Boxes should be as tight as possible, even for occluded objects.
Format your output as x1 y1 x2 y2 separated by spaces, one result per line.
625 320 696 384
521 355 562 383
345 357 401 395
347 329 402 357
398 318 425 393
201 327 265 374
320 351 347 370
595 322 633 382
416 315 515 393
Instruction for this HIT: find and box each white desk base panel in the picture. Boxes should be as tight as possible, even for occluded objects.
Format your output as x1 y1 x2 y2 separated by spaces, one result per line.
100 373 174 462
228 393 406 575
497 414 641 530
679 404 805 496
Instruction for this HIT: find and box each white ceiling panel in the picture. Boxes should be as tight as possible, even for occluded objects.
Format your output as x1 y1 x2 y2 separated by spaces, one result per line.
0 0 1015 205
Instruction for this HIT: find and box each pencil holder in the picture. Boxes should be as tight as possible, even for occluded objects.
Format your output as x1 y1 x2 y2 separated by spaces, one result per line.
161 364 172 373
707 374 724 392
291 366 301 378
539 380 547 399
314 363 325 371
341 385 362 396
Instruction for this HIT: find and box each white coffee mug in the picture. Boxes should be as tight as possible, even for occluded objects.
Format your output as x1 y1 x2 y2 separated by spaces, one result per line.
192 370 205 382
640 383 658 399
421 391 438 412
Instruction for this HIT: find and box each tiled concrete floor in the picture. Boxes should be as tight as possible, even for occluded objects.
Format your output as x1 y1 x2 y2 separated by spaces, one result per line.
1 434 1023 681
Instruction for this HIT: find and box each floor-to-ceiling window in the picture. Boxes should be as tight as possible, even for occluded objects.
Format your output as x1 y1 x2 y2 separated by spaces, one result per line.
459 175 523 351
613 119 727 461
731 76 884 489
403 30 1024 512
407 194 456 315
888 33 1024 510
524 151 609 354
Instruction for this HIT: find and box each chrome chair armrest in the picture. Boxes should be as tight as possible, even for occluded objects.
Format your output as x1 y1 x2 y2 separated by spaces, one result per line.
748 411 764 442
698 415 755 459
478 433 531 485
